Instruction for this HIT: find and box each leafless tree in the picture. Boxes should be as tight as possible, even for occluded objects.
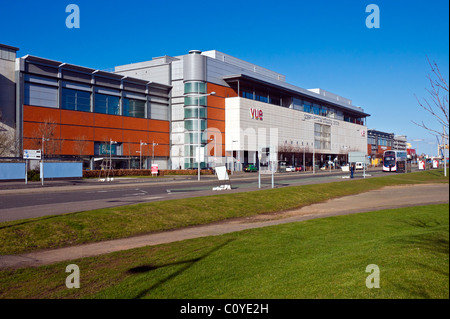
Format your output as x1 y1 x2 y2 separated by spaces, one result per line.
413 57 449 140
73 135 88 159
0 111 17 157
0 129 16 157
31 119 63 158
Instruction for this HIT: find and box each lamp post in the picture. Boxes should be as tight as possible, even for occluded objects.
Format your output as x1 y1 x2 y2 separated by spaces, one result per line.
185 91 216 181
152 140 158 167
232 139 238 175
140 140 147 170
109 139 117 179
41 135 50 186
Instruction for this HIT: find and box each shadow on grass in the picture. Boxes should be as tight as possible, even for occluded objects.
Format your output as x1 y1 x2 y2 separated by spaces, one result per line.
127 238 235 299
389 229 449 298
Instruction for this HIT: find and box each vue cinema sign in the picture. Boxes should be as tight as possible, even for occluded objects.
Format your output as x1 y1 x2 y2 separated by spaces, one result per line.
250 108 263 120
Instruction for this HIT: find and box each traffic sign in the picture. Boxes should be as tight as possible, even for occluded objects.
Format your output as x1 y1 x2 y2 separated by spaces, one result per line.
23 149 41 160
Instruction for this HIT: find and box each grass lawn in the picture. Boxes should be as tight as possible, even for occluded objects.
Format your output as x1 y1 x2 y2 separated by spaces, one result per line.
0 169 448 255
0 204 448 299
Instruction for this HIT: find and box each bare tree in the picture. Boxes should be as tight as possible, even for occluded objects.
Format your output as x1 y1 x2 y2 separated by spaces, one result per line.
413 57 449 140
31 119 63 158
0 111 17 157
0 129 16 157
73 135 88 159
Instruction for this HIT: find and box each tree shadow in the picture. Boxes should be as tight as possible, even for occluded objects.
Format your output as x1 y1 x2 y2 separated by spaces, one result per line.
127 238 235 299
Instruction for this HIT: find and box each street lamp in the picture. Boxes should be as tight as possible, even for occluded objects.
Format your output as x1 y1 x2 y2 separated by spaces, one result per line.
140 140 147 170
185 91 216 181
41 135 50 186
152 140 158 167
109 139 117 179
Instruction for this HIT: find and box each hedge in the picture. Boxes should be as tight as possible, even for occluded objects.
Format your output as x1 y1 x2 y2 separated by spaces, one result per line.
83 169 217 178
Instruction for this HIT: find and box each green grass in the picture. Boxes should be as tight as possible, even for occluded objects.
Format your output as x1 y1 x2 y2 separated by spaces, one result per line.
0 169 447 255
0 204 448 299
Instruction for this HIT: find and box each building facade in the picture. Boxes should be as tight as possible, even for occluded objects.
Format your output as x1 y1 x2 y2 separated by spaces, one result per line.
14 54 171 169
115 50 370 170
1 45 371 171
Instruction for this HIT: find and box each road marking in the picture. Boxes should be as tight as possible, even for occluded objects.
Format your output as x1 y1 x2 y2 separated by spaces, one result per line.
144 197 163 200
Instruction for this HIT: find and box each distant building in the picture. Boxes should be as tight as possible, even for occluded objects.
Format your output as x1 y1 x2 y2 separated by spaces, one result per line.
393 135 407 151
367 129 394 159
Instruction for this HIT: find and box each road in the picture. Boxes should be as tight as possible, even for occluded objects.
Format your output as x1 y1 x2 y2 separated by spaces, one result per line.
0 168 404 222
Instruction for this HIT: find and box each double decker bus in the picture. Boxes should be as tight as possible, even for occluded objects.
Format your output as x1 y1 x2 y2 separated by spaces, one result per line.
383 150 407 172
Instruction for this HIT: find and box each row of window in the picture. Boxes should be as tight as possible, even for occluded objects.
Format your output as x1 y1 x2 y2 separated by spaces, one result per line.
24 76 169 121
239 90 365 125
368 136 393 147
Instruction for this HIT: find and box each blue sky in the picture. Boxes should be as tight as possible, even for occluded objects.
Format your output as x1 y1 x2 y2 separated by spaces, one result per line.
1 0 448 155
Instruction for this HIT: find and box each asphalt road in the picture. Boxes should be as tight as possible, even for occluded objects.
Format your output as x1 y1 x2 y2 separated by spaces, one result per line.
0 168 401 222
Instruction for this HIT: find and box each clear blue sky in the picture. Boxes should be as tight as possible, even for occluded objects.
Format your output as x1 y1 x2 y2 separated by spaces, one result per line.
1 0 448 155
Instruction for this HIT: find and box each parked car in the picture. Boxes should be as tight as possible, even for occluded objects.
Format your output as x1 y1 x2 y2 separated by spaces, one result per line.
295 166 303 172
285 165 296 172
244 164 258 172
355 162 366 170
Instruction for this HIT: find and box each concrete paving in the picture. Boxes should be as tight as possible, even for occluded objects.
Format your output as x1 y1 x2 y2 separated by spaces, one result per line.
0 183 447 269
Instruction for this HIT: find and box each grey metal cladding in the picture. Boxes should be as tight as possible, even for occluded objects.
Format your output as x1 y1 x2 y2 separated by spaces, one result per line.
183 53 206 82
26 63 58 78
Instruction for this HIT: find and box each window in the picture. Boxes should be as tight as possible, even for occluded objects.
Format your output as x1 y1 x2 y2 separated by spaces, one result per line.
314 123 331 150
313 104 321 115
184 119 207 131
24 75 58 108
184 96 207 106
321 106 328 117
185 132 207 144
149 103 169 120
327 107 335 118
241 90 254 100
94 142 122 156
184 107 207 119
269 95 280 106
255 89 268 103
255 94 268 103
303 101 312 113
123 98 145 118
293 98 303 111
95 93 120 115
184 82 206 94
62 88 91 112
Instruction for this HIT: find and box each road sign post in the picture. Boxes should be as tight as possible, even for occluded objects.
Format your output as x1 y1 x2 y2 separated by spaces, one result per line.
23 150 42 185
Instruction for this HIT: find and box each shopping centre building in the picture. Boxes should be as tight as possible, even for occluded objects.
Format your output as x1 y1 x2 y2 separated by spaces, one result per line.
1 44 370 171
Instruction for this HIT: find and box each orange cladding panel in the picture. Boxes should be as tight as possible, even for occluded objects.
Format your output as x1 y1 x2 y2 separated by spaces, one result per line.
23 105 60 123
60 125 94 141
94 113 123 129
94 128 123 142
123 117 149 131
60 109 94 127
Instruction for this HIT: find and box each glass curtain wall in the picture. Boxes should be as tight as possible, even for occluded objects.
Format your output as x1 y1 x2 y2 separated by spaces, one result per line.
184 81 207 169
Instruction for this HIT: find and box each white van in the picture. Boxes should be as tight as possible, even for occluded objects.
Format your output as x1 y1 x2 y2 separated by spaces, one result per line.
355 162 366 170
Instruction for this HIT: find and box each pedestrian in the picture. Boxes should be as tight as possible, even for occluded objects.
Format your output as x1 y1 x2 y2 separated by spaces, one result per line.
350 163 355 179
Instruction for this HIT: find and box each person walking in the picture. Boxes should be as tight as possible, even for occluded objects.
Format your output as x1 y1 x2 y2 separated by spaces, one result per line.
350 163 355 179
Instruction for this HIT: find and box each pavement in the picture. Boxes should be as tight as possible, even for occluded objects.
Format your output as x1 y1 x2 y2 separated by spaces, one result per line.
0 182 448 269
